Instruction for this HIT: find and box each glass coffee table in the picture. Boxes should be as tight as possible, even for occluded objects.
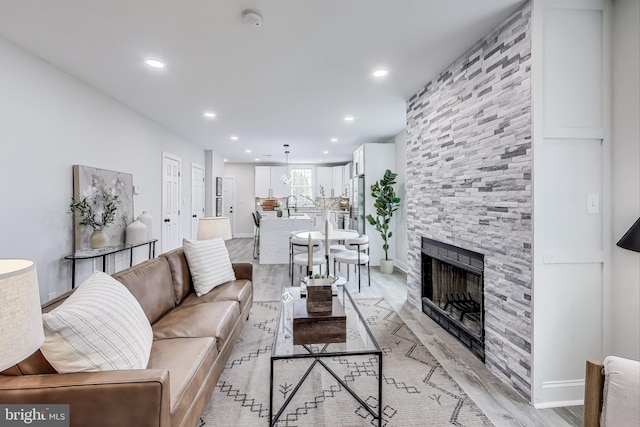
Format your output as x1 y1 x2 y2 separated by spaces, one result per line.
270 285 382 426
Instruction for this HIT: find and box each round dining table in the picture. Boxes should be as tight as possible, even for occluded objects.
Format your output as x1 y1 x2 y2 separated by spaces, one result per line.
294 230 358 241
295 229 359 284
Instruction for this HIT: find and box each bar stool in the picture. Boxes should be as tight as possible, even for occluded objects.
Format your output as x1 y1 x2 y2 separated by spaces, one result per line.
333 235 370 292
290 236 325 286
251 212 260 259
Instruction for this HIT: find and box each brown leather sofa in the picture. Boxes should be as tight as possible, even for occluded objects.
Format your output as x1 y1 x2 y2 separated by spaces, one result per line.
0 248 253 427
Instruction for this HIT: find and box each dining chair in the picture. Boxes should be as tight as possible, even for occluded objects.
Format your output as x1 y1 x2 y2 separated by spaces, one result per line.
329 228 359 255
290 236 325 286
288 230 310 276
333 235 370 292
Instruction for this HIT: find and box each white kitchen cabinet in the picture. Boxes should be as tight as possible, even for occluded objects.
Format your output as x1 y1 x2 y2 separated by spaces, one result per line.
316 167 333 197
332 166 344 196
270 166 289 197
353 145 364 177
255 166 290 198
317 165 347 197
255 166 272 197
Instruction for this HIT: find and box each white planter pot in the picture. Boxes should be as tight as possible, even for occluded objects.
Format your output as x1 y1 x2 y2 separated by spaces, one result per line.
379 259 394 274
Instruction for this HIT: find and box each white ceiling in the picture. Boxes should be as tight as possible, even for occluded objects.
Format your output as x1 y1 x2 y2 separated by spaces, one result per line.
0 0 523 164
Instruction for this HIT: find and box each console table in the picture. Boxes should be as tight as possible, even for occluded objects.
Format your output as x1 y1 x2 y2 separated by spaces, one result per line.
64 239 157 288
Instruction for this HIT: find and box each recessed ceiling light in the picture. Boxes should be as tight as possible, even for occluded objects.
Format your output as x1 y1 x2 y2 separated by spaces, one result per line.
330 138 338 142
203 111 216 119
145 59 165 69
255 158 260 162
372 69 388 78
223 158 228 162
318 159 323 162
323 150 329 154
230 136 239 141
344 116 355 122
245 149 251 153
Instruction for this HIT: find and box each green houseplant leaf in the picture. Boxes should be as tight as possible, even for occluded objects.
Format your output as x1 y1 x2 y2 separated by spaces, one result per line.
365 169 401 260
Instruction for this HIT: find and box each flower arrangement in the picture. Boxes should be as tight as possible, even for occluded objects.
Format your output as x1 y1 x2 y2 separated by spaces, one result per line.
69 189 120 230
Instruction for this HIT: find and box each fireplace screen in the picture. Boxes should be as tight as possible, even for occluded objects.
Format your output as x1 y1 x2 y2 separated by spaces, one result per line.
424 258 482 336
421 237 484 360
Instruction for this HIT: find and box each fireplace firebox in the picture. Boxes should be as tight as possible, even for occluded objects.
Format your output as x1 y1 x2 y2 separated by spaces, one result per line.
421 237 485 361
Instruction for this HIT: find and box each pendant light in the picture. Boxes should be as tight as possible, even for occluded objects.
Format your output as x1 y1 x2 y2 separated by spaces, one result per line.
281 144 291 185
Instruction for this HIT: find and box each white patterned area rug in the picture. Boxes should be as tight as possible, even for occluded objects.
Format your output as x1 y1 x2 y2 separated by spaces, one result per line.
199 298 493 427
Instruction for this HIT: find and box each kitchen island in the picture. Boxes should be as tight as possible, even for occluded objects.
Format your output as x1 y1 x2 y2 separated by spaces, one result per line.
259 213 312 264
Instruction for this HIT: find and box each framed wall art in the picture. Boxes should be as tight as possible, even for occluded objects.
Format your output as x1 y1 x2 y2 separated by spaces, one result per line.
72 165 134 250
216 177 223 196
216 197 222 217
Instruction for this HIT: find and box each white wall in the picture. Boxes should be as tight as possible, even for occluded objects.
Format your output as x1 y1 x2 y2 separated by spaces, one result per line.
224 163 256 237
611 0 640 359
531 0 612 406
0 36 206 301
394 130 408 272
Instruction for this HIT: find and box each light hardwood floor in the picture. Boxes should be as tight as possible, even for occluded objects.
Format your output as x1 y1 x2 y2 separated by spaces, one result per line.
226 237 583 427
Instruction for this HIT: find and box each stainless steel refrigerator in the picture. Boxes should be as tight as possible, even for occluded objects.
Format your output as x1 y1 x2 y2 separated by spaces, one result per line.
349 175 365 235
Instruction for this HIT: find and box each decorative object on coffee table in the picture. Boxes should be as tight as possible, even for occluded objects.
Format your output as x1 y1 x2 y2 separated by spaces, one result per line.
292 297 346 345
305 278 333 313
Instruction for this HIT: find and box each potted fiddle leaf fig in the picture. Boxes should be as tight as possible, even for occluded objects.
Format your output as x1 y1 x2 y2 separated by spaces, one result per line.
365 169 401 274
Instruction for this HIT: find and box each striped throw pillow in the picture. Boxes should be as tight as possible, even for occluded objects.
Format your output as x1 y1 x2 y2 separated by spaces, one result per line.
40 272 153 373
183 238 236 296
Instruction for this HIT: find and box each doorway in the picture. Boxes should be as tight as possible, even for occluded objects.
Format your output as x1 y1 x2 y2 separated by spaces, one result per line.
162 152 181 252
222 177 235 236
191 163 205 239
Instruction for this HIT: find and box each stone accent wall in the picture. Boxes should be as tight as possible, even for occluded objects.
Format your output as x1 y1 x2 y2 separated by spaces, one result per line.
405 2 532 399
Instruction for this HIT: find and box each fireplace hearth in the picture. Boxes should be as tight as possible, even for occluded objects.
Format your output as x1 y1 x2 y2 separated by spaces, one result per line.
421 237 485 361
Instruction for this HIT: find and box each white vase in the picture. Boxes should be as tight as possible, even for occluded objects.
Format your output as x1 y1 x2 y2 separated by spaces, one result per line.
137 211 153 240
379 259 394 274
322 209 334 232
89 229 108 249
125 220 147 245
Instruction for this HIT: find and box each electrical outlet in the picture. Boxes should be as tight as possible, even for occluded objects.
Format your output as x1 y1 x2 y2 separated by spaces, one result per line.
587 194 600 214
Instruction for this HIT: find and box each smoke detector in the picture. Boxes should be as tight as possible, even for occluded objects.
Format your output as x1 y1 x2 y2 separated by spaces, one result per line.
242 9 263 27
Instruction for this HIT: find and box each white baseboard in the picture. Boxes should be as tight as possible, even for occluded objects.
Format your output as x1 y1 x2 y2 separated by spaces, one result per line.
533 379 585 408
233 233 254 238
533 399 584 409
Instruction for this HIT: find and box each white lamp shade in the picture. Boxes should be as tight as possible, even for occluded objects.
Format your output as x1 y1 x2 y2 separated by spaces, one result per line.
197 217 232 241
0 259 44 371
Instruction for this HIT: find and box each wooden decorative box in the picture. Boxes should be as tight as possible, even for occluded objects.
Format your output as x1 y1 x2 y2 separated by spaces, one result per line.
306 280 333 313
292 297 346 345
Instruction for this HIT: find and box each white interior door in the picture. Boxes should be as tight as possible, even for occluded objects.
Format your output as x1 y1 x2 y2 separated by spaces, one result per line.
162 153 181 252
222 177 235 236
191 163 205 239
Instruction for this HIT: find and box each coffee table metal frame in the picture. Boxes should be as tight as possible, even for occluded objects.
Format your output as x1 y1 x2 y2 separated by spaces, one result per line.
269 285 382 426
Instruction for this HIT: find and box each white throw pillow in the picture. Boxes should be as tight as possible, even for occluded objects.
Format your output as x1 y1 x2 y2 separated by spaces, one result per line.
601 356 640 427
40 272 153 373
183 238 236 297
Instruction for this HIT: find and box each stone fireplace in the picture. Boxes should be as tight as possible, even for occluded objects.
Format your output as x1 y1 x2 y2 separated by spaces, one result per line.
421 237 484 361
405 2 533 400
